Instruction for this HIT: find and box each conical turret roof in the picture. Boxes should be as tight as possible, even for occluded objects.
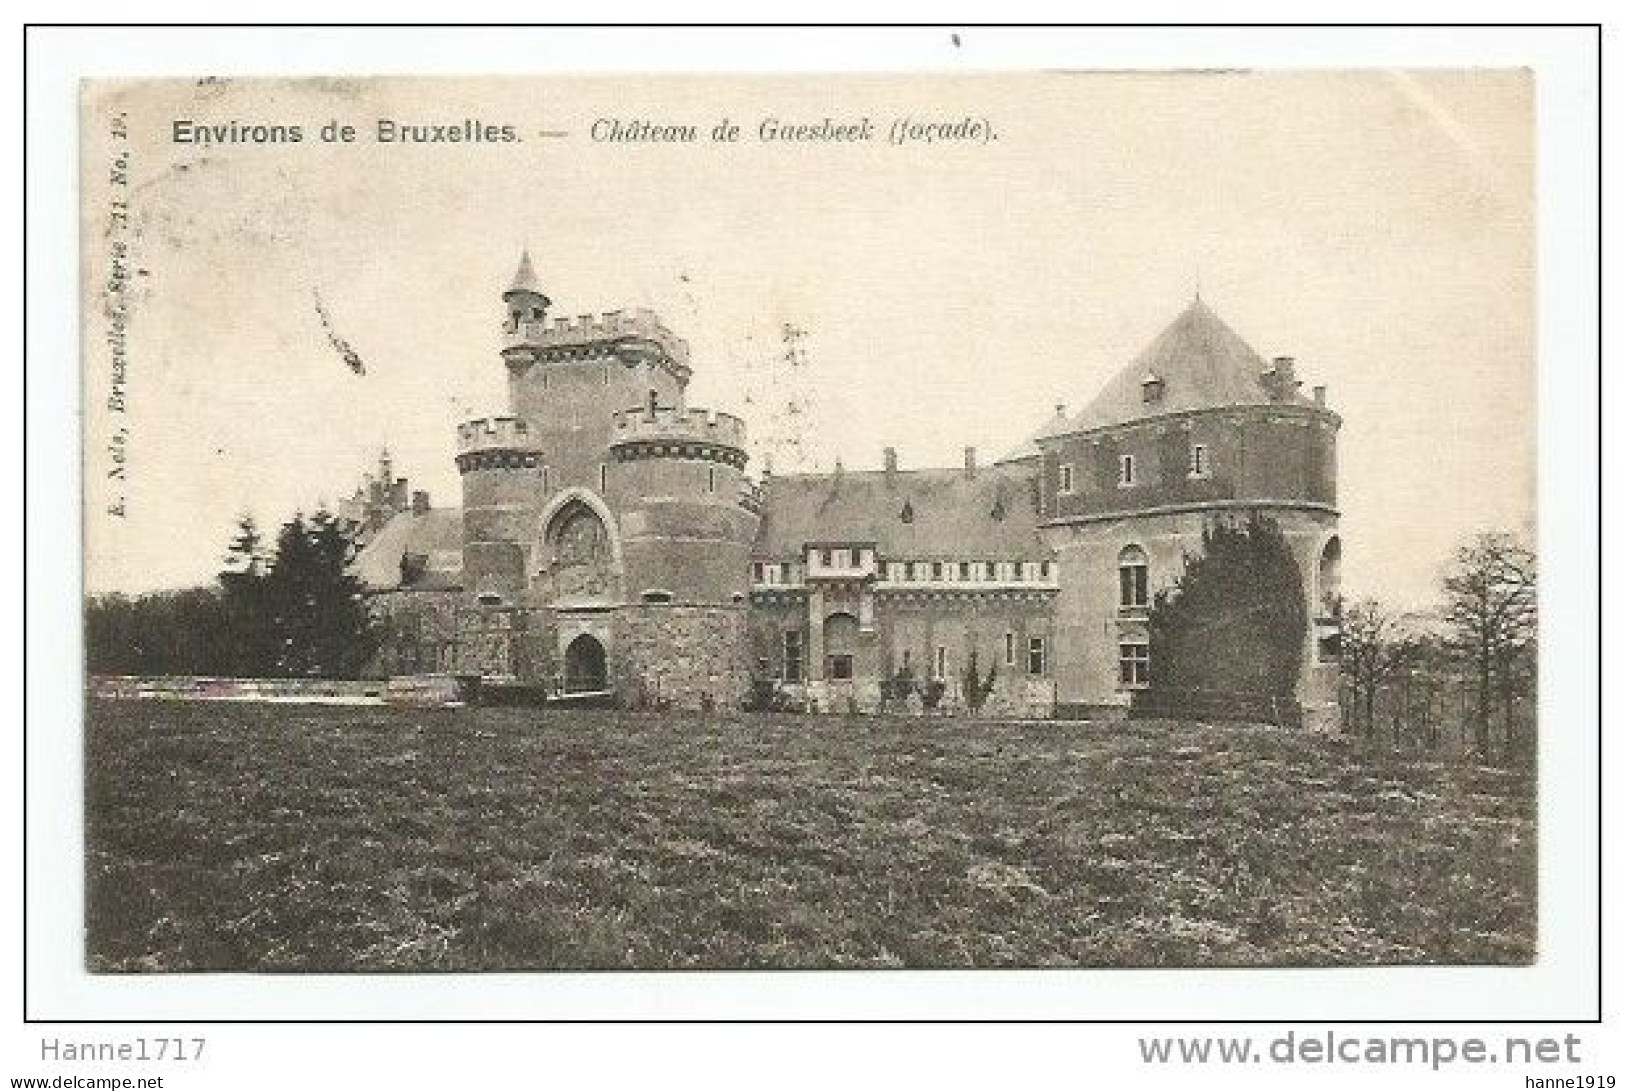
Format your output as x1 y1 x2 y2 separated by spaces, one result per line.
1066 297 1311 432
504 249 548 299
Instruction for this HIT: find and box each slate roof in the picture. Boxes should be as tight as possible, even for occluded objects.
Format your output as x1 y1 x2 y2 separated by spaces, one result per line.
1063 297 1312 434
351 508 464 591
504 249 546 299
754 464 1050 561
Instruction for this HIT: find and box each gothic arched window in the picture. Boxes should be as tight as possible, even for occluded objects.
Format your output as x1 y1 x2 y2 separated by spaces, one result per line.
545 501 614 599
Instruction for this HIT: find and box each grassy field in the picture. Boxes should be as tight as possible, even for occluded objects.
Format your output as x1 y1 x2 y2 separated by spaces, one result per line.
84 698 1536 971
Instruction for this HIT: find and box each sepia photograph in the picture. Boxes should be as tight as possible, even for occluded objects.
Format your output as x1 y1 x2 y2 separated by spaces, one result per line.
75 67 1545 980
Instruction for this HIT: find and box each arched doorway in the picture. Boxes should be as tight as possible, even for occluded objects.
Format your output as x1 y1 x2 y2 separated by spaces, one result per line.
563 634 608 693
1317 535 1342 613
1316 535 1343 663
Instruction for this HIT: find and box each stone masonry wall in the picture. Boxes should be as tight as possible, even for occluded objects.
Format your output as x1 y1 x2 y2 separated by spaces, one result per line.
613 603 751 711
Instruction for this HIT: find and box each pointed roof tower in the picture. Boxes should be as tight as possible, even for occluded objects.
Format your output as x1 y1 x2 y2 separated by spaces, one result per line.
1066 297 1312 432
503 248 550 307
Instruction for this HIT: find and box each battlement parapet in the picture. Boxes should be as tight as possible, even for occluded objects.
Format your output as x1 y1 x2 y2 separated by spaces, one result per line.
610 405 747 450
503 307 691 369
456 416 539 454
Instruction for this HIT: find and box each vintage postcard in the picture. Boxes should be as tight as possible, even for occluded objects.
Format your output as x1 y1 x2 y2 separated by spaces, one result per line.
78 70 1541 979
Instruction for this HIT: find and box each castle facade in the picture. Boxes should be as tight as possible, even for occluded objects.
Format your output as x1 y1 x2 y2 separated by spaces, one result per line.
352 253 1343 726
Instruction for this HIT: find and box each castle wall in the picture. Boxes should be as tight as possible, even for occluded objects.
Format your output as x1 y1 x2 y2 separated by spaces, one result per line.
747 594 806 681
1045 509 1211 716
746 588 1057 717
508 354 683 433
366 590 464 677
613 603 751 711
1045 407 1338 524
1043 506 1338 724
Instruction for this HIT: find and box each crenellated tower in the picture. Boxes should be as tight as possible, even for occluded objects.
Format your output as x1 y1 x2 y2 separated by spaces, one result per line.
453 251 760 707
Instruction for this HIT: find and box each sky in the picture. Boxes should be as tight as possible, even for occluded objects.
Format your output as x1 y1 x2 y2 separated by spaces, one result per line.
81 71 1535 608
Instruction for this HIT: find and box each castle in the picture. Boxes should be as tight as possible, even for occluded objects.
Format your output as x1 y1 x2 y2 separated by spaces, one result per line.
350 252 1344 727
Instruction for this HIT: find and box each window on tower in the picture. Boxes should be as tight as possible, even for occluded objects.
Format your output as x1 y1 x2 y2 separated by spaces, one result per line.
1118 545 1150 609
1118 641 1150 688
1189 443 1210 479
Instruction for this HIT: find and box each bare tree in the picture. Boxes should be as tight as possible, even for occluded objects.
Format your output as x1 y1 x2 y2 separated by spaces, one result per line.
1441 532 1537 758
1341 598 1405 738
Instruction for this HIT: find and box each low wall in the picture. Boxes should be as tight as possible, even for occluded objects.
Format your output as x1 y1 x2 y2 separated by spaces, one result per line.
383 674 480 707
1130 687 1304 728
89 675 386 706
782 675 1057 719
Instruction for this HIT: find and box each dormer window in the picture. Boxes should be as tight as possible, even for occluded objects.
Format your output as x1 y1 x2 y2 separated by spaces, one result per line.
1141 373 1165 403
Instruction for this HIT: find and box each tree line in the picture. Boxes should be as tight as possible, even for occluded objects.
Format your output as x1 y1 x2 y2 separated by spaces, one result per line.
1339 531 1537 762
84 511 379 680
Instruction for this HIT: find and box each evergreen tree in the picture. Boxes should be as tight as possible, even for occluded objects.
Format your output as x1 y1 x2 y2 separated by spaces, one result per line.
265 513 317 676
264 510 379 678
218 513 274 676
1146 512 1308 700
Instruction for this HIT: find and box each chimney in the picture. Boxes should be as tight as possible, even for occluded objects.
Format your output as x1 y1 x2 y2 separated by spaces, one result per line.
884 446 898 485
964 446 977 480
411 489 430 516
1312 384 1327 408
1265 356 1300 401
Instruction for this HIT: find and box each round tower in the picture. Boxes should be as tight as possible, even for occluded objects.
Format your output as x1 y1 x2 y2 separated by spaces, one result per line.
1038 298 1342 729
605 401 761 710
455 416 545 604
609 405 758 604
